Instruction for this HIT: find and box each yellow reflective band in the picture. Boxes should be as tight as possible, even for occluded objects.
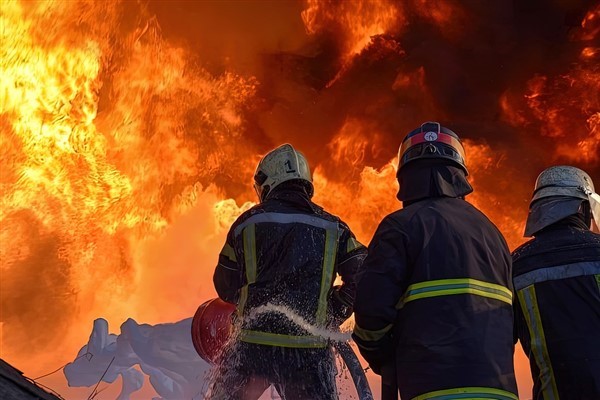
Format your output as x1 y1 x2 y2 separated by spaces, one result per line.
239 329 327 348
397 278 512 308
237 286 248 317
353 323 393 342
412 386 518 400
237 224 257 316
346 236 364 253
518 286 559 399
219 243 237 262
244 224 257 283
316 227 339 325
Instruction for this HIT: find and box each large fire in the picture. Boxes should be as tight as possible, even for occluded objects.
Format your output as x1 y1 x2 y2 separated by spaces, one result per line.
1 0 598 398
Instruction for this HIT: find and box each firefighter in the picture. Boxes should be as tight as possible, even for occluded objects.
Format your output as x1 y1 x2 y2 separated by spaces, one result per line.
209 144 366 400
512 166 600 400
352 122 518 400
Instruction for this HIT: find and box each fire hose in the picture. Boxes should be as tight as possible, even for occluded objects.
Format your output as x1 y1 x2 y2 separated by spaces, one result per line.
192 298 374 399
333 341 374 400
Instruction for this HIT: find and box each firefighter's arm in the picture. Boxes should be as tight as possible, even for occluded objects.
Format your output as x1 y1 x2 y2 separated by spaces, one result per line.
352 216 410 374
329 231 367 325
213 231 242 304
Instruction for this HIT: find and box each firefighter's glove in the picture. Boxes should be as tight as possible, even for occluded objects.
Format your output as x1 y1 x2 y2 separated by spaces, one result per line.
354 334 394 376
327 286 353 328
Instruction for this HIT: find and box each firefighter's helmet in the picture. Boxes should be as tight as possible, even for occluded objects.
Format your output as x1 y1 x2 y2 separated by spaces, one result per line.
525 166 598 236
531 165 593 203
253 144 313 201
397 121 468 175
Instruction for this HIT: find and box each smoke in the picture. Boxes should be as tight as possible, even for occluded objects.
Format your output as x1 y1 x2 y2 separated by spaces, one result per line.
146 0 599 226
63 317 212 400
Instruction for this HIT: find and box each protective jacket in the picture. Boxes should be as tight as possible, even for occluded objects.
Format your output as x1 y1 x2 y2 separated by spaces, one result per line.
353 197 518 400
214 186 366 347
512 216 600 400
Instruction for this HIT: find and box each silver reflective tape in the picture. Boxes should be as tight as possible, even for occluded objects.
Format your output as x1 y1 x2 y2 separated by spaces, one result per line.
234 212 339 236
514 261 600 290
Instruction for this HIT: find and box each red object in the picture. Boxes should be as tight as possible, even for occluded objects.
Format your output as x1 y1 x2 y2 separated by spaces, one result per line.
191 298 236 364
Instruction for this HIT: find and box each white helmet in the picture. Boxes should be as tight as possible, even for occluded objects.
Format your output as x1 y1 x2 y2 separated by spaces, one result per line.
531 165 593 202
253 144 313 201
525 166 599 236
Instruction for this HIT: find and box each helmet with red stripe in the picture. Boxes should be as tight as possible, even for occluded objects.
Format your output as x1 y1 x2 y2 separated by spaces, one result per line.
398 121 468 175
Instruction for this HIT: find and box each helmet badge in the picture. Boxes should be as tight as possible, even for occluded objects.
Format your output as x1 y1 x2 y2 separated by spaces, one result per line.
284 160 296 173
424 131 438 141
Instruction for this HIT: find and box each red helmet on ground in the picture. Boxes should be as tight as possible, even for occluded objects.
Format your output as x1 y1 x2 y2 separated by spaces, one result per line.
191 298 236 364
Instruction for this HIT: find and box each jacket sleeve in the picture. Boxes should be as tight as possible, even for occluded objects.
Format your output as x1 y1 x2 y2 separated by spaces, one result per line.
213 228 243 304
352 216 411 372
329 228 367 323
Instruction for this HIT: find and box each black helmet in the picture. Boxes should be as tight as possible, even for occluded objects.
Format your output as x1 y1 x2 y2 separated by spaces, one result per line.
397 121 468 175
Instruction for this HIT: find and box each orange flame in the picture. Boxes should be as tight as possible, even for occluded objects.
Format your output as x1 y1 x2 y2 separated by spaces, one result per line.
573 3 600 41
1 0 258 377
2 1 598 398
502 67 600 163
302 0 403 60
499 2 600 164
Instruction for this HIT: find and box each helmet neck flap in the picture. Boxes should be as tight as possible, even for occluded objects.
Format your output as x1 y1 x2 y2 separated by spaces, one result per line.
397 158 473 205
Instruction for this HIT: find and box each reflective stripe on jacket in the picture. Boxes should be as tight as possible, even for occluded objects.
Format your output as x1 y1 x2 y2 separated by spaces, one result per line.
353 197 517 399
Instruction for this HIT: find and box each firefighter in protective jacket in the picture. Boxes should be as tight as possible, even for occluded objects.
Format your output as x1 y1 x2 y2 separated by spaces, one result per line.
513 166 600 400
210 144 366 400
352 122 518 400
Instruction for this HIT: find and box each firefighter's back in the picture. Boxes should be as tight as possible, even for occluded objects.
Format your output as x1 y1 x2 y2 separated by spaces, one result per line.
391 197 516 398
513 222 600 399
232 191 342 338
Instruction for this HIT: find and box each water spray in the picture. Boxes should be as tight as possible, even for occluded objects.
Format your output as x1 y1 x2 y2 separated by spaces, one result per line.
191 299 374 399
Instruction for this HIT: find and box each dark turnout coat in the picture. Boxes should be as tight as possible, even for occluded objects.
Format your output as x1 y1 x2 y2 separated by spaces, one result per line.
214 187 366 344
210 187 366 400
512 216 600 400
353 197 518 400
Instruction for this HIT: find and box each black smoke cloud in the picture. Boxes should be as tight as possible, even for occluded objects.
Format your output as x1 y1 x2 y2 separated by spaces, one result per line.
148 0 599 186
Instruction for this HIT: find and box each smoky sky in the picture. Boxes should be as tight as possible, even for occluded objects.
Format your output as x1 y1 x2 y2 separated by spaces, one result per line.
146 0 599 199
